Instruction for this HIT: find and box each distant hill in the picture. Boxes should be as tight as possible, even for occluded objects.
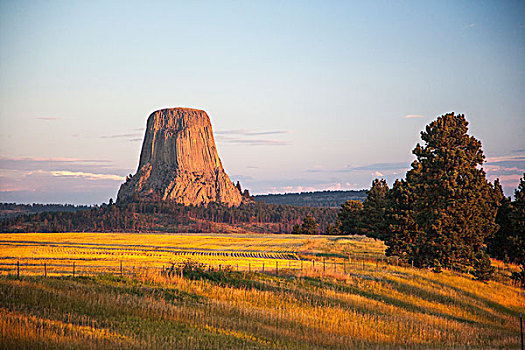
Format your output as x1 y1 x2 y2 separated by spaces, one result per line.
253 190 367 208
0 203 91 219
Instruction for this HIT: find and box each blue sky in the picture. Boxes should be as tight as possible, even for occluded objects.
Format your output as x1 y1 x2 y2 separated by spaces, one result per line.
1 1 524 204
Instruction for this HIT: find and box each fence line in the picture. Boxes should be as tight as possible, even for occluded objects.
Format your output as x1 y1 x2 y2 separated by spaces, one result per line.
0 257 518 287
0 257 391 277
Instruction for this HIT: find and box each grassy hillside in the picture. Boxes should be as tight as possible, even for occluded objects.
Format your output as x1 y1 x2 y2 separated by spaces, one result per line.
1 233 523 349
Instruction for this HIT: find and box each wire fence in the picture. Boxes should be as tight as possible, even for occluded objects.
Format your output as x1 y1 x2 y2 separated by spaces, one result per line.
0 256 519 287
0 256 402 278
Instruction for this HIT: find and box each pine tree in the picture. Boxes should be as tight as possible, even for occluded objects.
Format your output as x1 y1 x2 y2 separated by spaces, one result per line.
510 174 525 265
384 177 419 261
326 223 339 235
292 224 302 234
387 113 500 268
472 251 495 281
301 214 318 234
486 179 513 262
337 200 363 234
361 179 389 240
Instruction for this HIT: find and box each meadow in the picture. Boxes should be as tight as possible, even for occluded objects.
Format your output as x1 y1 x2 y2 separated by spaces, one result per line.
0 232 523 349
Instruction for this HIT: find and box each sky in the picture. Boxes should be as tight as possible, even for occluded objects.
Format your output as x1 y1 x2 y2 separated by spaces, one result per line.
1 1 524 205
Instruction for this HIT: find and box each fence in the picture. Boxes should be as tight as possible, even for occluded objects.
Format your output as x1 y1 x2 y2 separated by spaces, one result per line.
0 255 411 278
0 256 519 287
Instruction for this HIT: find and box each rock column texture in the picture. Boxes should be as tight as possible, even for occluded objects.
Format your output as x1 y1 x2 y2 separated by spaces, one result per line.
117 108 243 206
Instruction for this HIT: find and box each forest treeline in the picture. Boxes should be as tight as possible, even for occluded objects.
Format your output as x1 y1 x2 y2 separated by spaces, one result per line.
254 190 367 208
0 200 337 235
0 203 90 219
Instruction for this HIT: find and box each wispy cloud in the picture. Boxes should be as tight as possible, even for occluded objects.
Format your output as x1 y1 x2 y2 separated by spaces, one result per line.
464 23 475 29
0 155 133 203
0 156 132 185
101 132 143 141
484 155 525 169
35 116 62 121
216 129 293 136
307 161 411 173
0 156 112 171
215 129 292 146
50 171 124 181
404 114 425 119
217 136 290 146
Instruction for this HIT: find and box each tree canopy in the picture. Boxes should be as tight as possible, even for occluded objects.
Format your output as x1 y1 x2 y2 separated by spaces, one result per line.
378 113 500 268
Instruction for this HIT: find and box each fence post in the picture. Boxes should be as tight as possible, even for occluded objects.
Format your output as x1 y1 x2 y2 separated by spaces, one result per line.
17 260 20 279
276 261 278 276
73 262 75 278
237 264 239 272
248 262 251 273
323 258 325 273
44 263 47 278
301 260 303 274
120 261 123 277
312 260 315 270
520 312 524 350
262 262 264 273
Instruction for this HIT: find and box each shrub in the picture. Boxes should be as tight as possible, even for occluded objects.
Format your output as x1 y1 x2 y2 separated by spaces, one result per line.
472 251 495 282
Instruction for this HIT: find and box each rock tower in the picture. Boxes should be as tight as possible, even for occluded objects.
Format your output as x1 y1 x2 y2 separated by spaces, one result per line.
117 108 243 206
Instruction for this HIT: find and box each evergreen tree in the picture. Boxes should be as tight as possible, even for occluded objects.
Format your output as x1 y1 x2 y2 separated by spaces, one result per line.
384 176 419 261
486 180 513 262
326 223 339 235
509 174 525 265
361 179 389 240
511 266 525 289
337 200 363 234
291 223 302 234
386 113 500 268
472 251 495 281
301 214 318 234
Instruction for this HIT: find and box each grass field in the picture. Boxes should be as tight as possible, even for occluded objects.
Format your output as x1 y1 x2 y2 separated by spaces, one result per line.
0 232 524 349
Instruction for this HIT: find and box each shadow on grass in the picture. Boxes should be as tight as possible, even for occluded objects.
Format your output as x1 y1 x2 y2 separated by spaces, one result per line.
298 276 490 327
408 272 523 320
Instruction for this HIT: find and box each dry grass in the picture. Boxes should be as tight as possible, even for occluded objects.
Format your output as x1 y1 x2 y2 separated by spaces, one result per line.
0 232 524 349
0 232 311 275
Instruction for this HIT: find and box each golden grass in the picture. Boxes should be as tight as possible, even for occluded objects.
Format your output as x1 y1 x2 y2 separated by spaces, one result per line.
0 232 523 349
0 232 313 275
